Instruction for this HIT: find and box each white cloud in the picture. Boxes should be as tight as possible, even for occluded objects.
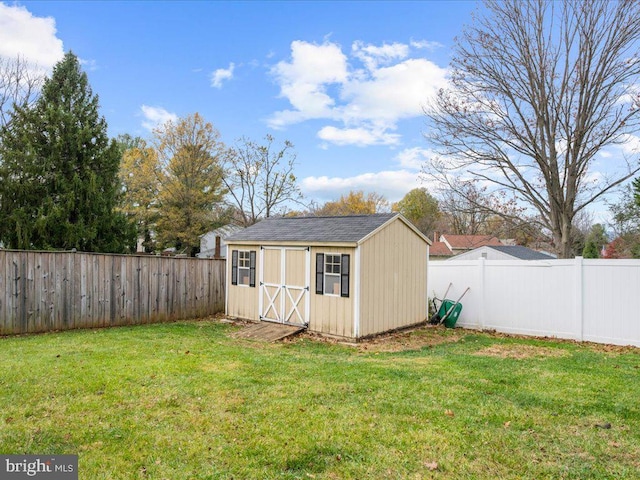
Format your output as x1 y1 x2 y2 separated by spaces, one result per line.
272 40 348 86
301 170 424 202
269 40 348 128
340 58 447 124
79 58 98 72
0 3 64 70
140 105 178 131
619 133 640 155
352 41 408 71
410 39 444 51
268 39 448 146
317 125 401 147
211 62 235 88
394 147 435 170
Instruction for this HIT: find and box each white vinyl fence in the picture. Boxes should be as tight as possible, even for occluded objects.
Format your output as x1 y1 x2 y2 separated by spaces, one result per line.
428 257 640 347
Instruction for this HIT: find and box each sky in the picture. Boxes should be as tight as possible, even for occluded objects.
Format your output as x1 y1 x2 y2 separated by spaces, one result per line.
0 0 481 207
1 0 637 223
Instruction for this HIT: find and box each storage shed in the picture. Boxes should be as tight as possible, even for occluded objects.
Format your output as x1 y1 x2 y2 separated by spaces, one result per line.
225 213 431 339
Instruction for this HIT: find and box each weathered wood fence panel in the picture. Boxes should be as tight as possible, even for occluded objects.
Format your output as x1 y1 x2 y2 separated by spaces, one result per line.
0 250 226 335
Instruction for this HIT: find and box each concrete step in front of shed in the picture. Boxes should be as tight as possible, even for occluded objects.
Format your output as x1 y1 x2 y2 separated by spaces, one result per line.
232 321 306 342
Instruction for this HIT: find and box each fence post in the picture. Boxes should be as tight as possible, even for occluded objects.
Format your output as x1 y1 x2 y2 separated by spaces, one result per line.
478 256 486 330
574 256 584 341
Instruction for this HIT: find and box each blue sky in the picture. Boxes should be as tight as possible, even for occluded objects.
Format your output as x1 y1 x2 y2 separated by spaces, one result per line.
1 0 480 206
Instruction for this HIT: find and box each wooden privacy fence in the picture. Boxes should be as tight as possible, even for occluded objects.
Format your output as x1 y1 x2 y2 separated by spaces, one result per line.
429 257 640 347
0 250 226 335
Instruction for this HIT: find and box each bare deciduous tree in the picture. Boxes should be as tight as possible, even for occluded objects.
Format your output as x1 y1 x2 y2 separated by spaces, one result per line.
424 0 640 258
0 55 43 127
223 134 303 226
437 179 535 240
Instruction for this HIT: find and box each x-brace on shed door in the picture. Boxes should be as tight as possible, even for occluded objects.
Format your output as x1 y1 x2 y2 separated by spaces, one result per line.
259 247 310 326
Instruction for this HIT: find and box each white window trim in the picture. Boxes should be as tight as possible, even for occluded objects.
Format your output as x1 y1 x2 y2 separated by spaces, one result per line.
323 253 342 296
237 250 251 287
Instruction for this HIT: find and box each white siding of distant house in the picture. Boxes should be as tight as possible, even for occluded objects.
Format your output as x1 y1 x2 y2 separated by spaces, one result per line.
199 225 242 258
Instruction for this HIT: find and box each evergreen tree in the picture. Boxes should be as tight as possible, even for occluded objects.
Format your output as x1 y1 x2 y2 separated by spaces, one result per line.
582 240 600 259
582 224 608 259
0 52 135 252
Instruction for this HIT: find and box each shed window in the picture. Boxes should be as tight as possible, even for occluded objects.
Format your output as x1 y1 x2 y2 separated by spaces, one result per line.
316 253 350 297
238 251 251 285
231 250 256 287
324 254 341 295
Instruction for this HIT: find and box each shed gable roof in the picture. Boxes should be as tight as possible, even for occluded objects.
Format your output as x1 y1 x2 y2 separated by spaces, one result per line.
226 213 426 244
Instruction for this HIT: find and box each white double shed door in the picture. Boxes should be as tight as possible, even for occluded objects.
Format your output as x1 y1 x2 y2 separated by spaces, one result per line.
259 246 310 327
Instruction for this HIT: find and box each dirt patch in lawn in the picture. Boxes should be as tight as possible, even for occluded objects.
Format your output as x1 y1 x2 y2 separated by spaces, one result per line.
474 344 569 359
292 325 465 353
358 326 466 352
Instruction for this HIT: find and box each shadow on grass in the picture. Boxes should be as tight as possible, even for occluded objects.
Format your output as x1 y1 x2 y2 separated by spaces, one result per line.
284 445 358 474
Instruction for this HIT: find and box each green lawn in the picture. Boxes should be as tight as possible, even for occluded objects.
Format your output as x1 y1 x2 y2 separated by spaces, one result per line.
1 320 639 479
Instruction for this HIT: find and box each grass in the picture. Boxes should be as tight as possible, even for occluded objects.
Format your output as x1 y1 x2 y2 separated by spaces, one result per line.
1 320 639 479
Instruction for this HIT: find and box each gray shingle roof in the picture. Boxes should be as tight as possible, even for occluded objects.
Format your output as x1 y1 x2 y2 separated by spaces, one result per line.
488 245 555 260
225 213 400 243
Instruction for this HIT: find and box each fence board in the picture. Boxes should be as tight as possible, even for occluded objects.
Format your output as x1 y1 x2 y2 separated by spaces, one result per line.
0 250 226 335
429 258 640 347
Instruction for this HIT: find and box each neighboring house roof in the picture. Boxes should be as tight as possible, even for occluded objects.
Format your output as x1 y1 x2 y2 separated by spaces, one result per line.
447 244 556 261
200 224 243 240
487 245 555 260
441 234 503 250
198 224 244 258
430 241 455 257
226 213 430 245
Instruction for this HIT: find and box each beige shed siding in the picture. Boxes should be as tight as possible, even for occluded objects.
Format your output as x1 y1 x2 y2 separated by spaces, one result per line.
358 219 428 337
308 246 355 338
226 244 260 321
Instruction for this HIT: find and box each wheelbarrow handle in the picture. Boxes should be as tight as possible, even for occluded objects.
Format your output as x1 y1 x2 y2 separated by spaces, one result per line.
439 287 471 325
452 287 470 304
434 282 452 302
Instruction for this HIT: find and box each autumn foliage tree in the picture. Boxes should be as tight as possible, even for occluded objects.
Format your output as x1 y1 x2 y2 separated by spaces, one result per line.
315 190 390 216
152 113 227 255
425 0 640 258
118 138 161 252
392 188 441 235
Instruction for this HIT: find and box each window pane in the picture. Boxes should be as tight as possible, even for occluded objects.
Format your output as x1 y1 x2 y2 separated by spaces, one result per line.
324 275 340 295
239 251 250 268
238 268 250 285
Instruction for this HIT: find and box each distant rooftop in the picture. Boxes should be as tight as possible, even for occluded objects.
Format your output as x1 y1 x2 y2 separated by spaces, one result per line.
487 245 555 260
430 241 455 257
442 234 503 249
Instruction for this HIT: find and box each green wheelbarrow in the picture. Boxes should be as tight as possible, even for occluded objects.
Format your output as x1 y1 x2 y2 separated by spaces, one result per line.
430 287 470 328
